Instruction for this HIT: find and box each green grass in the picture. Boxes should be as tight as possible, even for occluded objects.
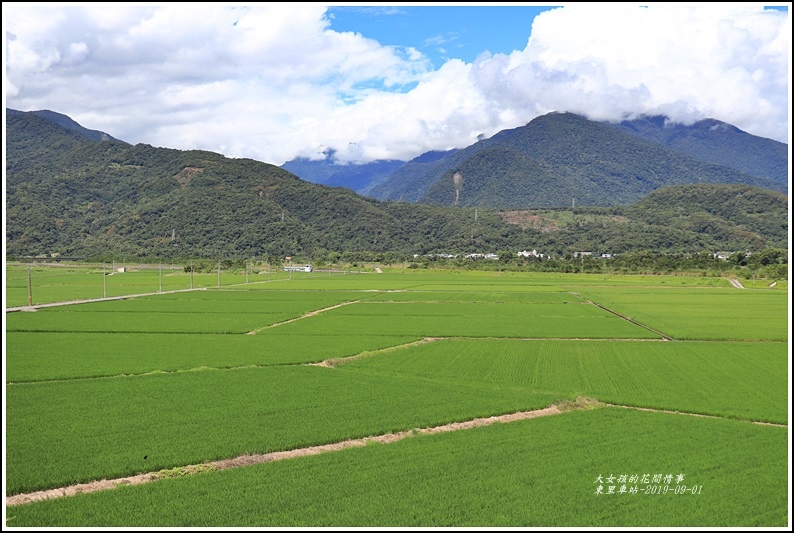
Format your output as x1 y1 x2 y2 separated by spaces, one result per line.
6 365 563 494
7 408 787 527
5 290 370 334
4 263 315 307
7 334 786 494
270 301 660 338
578 288 789 340
4 267 788 527
5 309 300 334
5 332 419 382
365 291 583 303
342 338 788 423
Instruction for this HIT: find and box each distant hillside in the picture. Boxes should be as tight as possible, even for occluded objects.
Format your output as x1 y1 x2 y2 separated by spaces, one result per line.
404 113 786 207
6 109 129 176
611 115 788 187
288 112 787 209
4 109 525 258
624 184 789 251
6 109 787 259
28 109 123 142
281 151 404 195
364 149 459 202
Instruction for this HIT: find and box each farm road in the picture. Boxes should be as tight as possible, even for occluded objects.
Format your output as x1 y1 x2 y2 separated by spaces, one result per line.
728 278 745 289
5 287 208 313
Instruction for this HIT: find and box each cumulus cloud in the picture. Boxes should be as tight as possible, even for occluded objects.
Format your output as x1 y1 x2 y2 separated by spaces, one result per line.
3 4 789 165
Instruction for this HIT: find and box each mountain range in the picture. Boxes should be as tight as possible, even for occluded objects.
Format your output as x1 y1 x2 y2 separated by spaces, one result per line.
283 112 787 208
5 108 788 260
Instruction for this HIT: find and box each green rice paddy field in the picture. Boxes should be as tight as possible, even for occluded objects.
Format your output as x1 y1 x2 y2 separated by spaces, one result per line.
3 266 791 527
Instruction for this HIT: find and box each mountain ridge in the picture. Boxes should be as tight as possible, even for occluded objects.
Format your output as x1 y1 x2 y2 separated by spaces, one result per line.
282 112 788 206
6 108 787 260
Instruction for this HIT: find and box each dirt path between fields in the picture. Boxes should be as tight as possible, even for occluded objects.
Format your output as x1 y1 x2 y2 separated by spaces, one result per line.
727 278 745 289
6 288 208 313
6 404 565 507
246 300 360 334
6 398 785 507
307 337 442 368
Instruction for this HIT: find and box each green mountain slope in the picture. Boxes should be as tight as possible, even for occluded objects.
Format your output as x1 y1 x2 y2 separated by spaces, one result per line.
6 109 787 259
612 115 788 186
416 112 785 208
281 152 404 196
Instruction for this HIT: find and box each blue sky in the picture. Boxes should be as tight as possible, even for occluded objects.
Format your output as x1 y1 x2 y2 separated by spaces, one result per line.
4 4 790 164
326 5 560 68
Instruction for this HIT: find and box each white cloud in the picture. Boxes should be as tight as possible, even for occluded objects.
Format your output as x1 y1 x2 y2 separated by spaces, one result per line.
4 4 789 166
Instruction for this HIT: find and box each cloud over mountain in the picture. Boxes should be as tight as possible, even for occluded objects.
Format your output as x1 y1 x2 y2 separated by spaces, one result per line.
5 4 788 165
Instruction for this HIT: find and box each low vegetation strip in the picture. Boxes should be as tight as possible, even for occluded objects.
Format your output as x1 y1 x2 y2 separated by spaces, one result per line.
309 337 441 367
606 404 787 428
575 288 788 340
7 404 565 507
6 332 419 383
7 408 787 527
247 300 360 333
341 338 787 424
571 293 673 340
6 364 564 494
6 287 208 313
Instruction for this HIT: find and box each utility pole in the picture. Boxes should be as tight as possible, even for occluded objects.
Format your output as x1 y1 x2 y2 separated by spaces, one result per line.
159 263 163 293
190 260 194 289
27 265 33 306
103 262 107 298
246 259 249 284
217 259 221 287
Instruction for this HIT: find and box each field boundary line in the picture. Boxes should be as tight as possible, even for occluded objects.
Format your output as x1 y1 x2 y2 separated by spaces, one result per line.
569 292 674 341
6 404 567 507
726 277 745 289
606 403 786 427
308 337 442 367
7 399 783 507
5 288 208 313
246 300 359 334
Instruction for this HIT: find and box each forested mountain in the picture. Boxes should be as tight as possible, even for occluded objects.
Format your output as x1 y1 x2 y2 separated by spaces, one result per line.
612 115 788 187
284 112 787 208
624 184 789 251
4 108 522 259
281 151 404 196
7 108 123 144
393 113 786 207
5 108 788 260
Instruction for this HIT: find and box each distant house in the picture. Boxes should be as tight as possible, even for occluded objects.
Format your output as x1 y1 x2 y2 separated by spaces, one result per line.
517 249 546 259
600 253 613 259
713 251 733 260
573 251 593 258
284 264 313 272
